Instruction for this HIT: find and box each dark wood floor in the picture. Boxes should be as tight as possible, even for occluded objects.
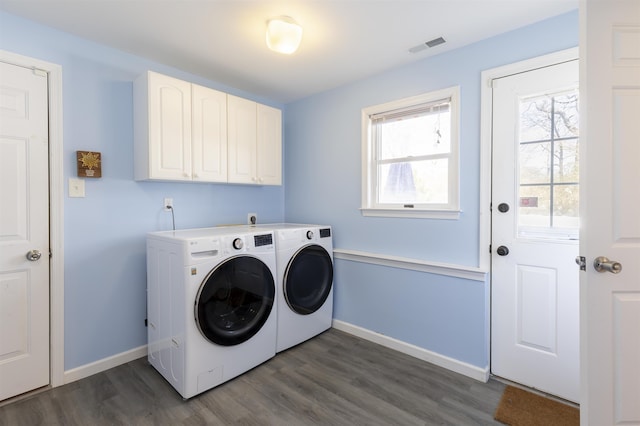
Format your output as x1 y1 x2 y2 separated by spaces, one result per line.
0 329 506 425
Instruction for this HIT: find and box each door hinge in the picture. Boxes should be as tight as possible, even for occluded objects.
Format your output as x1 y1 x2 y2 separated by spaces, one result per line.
575 256 586 271
33 68 47 78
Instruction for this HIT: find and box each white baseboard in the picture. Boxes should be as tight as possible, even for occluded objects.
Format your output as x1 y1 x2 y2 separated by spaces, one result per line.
62 322 490 385
63 345 148 384
332 320 490 382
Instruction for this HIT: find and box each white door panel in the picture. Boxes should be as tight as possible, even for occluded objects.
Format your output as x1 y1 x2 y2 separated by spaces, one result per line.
0 61 50 401
491 60 580 403
581 1 640 423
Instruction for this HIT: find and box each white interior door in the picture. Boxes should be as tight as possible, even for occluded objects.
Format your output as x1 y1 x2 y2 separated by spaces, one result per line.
580 0 640 423
491 60 580 403
0 61 50 401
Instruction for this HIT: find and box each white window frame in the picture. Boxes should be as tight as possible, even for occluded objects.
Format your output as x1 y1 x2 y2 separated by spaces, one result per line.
361 86 461 219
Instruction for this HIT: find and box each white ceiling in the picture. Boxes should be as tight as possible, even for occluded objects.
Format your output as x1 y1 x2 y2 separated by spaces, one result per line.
0 0 577 103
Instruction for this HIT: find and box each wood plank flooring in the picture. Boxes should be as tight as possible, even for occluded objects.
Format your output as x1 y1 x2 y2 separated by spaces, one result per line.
0 329 506 425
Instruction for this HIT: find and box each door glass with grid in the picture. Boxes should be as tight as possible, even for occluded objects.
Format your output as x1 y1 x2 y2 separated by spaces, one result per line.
518 90 579 240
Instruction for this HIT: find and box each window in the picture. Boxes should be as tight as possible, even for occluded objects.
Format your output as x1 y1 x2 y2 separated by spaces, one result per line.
361 86 460 218
517 89 579 239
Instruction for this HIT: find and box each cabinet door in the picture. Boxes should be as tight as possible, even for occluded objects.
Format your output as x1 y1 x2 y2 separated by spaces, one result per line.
148 72 192 180
256 104 282 185
227 95 257 184
192 84 227 182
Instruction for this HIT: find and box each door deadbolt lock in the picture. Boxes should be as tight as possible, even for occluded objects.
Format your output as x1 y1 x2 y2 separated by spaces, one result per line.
497 203 510 213
593 256 622 274
496 246 509 256
26 249 42 261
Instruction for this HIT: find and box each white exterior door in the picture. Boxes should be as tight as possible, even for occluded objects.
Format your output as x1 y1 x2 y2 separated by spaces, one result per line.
0 61 50 400
491 60 580 403
580 0 640 423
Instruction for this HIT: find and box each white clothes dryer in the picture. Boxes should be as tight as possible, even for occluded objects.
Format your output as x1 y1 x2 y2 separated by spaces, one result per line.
146 227 277 399
257 224 334 353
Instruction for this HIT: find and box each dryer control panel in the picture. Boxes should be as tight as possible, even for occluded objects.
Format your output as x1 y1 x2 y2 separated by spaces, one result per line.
254 233 273 247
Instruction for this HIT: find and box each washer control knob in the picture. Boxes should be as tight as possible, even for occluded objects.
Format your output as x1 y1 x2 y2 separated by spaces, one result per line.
306 230 314 240
232 238 243 250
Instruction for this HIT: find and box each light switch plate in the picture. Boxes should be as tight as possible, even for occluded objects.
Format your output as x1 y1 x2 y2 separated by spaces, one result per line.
69 178 85 197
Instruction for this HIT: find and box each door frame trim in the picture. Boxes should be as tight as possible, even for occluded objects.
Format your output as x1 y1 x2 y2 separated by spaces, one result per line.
1 50 65 388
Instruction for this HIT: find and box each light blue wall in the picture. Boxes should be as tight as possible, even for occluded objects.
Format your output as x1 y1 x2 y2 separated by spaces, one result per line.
0 11 285 370
284 11 578 368
0 9 578 374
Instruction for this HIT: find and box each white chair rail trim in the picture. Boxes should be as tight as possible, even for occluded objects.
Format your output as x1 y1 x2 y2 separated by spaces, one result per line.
333 249 487 282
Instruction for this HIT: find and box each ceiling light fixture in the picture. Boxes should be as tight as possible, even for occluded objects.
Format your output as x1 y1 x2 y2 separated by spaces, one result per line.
266 16 303 55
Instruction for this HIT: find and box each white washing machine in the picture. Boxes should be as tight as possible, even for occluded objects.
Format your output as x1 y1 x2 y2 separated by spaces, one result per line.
257 224 334 353
146 227 277 399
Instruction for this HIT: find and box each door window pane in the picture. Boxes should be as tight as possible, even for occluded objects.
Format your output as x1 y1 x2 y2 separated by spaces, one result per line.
552 93 579 139
553 185 580 228
518 185 550 228
520 142 551 184
519 97 552 142
553 139 579 183
517 90 579 239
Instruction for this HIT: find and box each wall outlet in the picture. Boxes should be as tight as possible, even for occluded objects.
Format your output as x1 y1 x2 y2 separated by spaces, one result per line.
248 213 257 225
164 198 173 211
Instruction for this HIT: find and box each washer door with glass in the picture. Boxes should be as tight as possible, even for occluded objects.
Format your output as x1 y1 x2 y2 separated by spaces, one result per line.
195 256 275 346
283 245 333 315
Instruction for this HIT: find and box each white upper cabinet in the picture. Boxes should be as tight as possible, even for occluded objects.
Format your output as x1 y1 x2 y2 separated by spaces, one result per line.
134 71 227 182
228 95 282 185
256 103 282 186
135 71 281 185
134 71 193 181
192 84 227 182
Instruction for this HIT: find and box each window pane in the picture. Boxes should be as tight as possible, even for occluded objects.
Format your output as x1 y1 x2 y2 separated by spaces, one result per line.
379 110 450 160
520 96 552 142
379 159 448 204
553 92 579 139
553 184 579 228
520 142 551 184
553 139 579 183
518 185 550 228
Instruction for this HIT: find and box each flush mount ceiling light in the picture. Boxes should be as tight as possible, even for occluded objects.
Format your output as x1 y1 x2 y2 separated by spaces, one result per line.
266 16 303 54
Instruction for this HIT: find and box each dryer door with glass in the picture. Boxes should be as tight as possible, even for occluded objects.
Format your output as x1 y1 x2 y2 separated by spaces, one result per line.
283 245 333 315
195 256 275 346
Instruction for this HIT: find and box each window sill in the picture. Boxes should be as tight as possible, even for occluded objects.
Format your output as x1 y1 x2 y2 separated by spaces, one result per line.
360 207 461 220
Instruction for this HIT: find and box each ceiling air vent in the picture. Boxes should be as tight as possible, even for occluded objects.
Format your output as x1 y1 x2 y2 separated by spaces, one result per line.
409 37 446 54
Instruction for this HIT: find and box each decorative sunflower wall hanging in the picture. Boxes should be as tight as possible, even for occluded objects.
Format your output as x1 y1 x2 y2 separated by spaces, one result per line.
77 151 102 178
